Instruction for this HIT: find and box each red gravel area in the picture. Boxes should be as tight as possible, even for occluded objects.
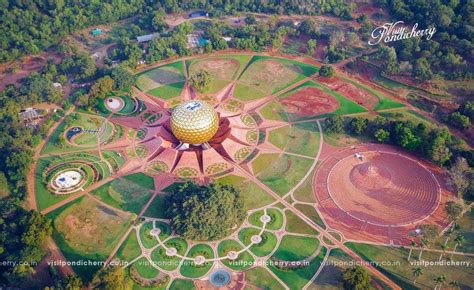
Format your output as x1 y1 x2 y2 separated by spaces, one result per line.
280 86 339 117
318 76 378 110
314 143 454 245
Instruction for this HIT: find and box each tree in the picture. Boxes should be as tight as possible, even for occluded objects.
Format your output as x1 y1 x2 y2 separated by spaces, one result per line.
413 58 433 81
92 266 132 290
412 267 423 285
324 115 344 134
60 53 96 81
449 281 460 289
374 128 390 143
0 172 10 198
434 275 446 290
307 39 317 55
62 275 83 289
458 101 474 121
245 14 256 25
447 112 470 129
348 117 368 135
445 201 464 221
166 182 246 241
407 240 417 261
90 76 114 99
427 130 452 165
447 157 471 197
439 244 447 262
188 70 211 92
418 237 429 261
451 234 465 259
342 266 371 290
110 67 136 91
319 65 336 77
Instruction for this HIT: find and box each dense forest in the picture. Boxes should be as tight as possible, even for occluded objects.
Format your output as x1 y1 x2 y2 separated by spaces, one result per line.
0 0 351 62
377 0 473 80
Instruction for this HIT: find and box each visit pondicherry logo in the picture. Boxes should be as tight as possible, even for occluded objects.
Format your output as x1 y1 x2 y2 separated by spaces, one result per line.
368 21 437 45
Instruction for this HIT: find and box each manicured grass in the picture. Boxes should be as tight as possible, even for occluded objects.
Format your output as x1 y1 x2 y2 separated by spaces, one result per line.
259 99 290 121
115 229 141 262
136 61 184 91
217 175 275 211
346 242 474 289
293 167 317 203
151 237 187 271
256 154 314 196
91 178 153 214
122 172 155 191
139 221 171 249
269 246 327 290
285 210 319 235
143 194 168 219
46 196 132 281
147 82 184 100
217 239 255 271
269 122 320 157
248 208 284 230
35 157 71 211
339 76 404 111
273 235 320 261
233 82 269 101
244 267 285 290
295 204 326 229
238 228 278 257
379 109 436 128
180 244 214 278
132 257 160 279
169 279 195 290
252 153 279 175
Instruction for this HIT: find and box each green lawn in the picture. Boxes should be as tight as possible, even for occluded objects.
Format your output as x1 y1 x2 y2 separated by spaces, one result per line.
169 279 195 290
244 267 285 290
143 194 168 219
115 229 141 262
122 172 155 191
238 228 278 257
295 204 326 229
180 244 214 278
268 121 320 157
292 167 317 203
248 208 284 230
136 61 184 91
285 210 319 235
147 82 184 100
269 246 327 290
35 157 72 211
151 237 187 271
216 175 275 211
256 154 314 196
273 235 320 261
217 239 255 271
132 257 160 279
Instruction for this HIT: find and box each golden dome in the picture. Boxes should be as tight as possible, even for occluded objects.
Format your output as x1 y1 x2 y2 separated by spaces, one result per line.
170 100 219 144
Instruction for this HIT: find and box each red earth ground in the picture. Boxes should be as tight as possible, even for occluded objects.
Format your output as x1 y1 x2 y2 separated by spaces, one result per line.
314 143 453 246
318 76 379 110
280 86 340 117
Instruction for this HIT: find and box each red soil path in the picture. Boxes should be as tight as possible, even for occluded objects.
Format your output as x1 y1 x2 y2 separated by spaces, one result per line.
314 143 454 245
281 86 339 117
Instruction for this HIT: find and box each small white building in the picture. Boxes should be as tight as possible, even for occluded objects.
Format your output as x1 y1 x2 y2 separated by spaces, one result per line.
137 33 160 43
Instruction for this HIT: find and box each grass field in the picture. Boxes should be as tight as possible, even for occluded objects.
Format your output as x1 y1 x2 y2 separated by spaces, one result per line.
151 237 187 271
132 257 160 279
273 235 320 261
35 157 72 210
180 244 214 278
244 267 285 290
115 229 141 262
293 167 317 203
143 194 168 219
346 242 474 289
254 153 314 196
294 204 326 229
91 178 154 214
136 61 184 92
47 196 132 281
248 208 284 230
122 172 155 191
234 56 318 101
285 210 319 235
238 228 278 257
139 221 170 249
269 246 327 290
217 239 255 271
379 109 436 128
268 121 320 157
169 279 195 290
147 82 184 99
216 175 275 210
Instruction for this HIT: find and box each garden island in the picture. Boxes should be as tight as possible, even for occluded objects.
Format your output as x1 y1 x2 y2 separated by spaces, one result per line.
0 1 473 289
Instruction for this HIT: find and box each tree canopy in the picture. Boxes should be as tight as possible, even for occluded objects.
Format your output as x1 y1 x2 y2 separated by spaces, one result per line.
166 182 246 241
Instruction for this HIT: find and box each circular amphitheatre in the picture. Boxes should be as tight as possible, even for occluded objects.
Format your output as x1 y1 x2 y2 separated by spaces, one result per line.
318 145 440 227
50 169 86 194
105 96 125 113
